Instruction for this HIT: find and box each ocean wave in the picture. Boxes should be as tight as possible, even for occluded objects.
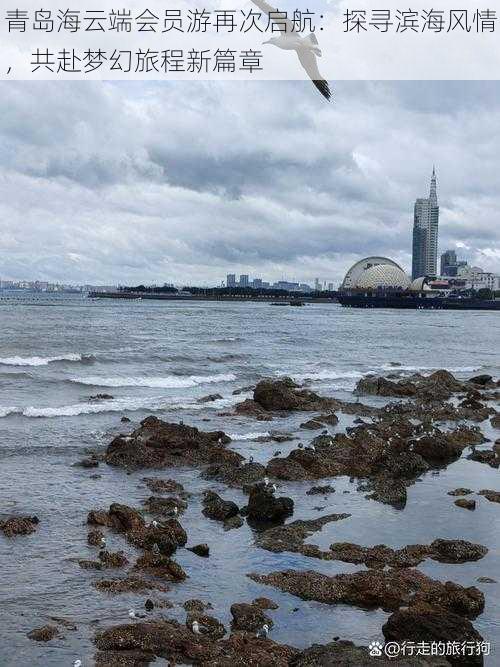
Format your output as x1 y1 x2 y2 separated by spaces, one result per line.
6 391 242 419
228 431 270 441
0 353 92 367
69 373 236 388
0 406 19 417
289 370 365 381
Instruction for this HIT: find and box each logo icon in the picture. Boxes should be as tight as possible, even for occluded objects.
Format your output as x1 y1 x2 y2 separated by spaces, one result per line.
368 641 384 657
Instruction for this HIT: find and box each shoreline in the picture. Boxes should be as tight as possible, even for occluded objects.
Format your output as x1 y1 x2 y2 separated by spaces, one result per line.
3 367 499 664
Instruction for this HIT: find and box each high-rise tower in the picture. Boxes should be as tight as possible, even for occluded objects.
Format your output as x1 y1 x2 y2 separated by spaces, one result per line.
412 167 439 279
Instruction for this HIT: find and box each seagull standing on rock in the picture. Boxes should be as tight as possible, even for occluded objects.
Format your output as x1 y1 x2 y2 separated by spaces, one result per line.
192 620 201 635
252 0 331 101
256 623 270 639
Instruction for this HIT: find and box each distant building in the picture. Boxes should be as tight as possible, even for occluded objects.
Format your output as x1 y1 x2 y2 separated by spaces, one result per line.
327 282 334 291
456 265 499 290
412 167 439 279
314 278 321 291
440 249 457 276
342 257 410 291
226 273 236 287
252 278 263 288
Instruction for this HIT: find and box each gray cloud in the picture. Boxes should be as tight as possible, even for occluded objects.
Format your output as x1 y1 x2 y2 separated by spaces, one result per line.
0 80 499 286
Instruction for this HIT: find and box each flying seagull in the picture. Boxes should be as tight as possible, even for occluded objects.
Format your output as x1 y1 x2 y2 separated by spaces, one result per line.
252 0 331 101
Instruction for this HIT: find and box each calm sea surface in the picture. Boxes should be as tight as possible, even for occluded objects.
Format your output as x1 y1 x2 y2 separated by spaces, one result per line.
1 293 499 665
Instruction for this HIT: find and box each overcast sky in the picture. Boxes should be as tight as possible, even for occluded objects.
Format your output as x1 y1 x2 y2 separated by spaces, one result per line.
1 80 499 286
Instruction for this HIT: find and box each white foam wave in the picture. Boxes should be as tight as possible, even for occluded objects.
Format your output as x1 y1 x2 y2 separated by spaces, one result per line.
0 354 85 367
13 390 242 419
291 370 364 381
22 395 169 418
69 373 236 388
0 406 19 417
228 431 270 441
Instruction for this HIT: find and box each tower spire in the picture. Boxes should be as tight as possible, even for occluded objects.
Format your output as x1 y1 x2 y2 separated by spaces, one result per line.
430 165 437 204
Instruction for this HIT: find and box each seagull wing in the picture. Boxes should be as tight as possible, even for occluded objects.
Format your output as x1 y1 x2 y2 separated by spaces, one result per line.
297 49 331 101
251 0 294 33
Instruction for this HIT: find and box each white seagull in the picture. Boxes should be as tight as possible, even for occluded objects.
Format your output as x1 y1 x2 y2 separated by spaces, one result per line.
74 661 82 667
192 620 201 635
129 608 146 619
252 0 331 101
256 623 270 639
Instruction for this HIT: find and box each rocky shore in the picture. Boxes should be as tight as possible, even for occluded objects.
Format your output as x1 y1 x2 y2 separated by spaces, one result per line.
9 368 499 665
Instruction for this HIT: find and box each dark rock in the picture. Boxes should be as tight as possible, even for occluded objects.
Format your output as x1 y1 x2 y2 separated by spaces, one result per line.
74 457 99 468
134 553 187 582
202 491 239 522
255 514 350 558
326 539 487 569
365 477 408 509
252 597 279 610
144 495 187 516
230 602 273 632
93 578 169 594
467 448 499 468
121 416 131 422
248 568 484 618
269 431 295 442
127 518 187 556
382 608 484 666
253 378 337 412
197 394 223 403
183 599 212 613
27 625 59 642
454 498 476 510
188 544 209 558
476 577 497 584
95 619 298 665
477 489 500 503
87 509 113 527
291 639 451 666
108 503 146 532
78 559 103 570
246 483 294 522
142 478 185 495
0 515 39 536
89 393 114 401
315 413 339 426
234 399 270 417
223 515 244 531
469 374 493 386
186 612 226 640
232 385 254 395
491 414 500 428
447 488 473 496
356 370 465 402
306 485 335 495
98 550 129 568
428 539 488 563
88 529 105 546
203 461 266 489
105 417 235 470
300 419 323 430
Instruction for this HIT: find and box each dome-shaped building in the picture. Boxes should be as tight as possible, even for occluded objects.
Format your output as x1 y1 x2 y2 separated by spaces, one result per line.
342 257 410 291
